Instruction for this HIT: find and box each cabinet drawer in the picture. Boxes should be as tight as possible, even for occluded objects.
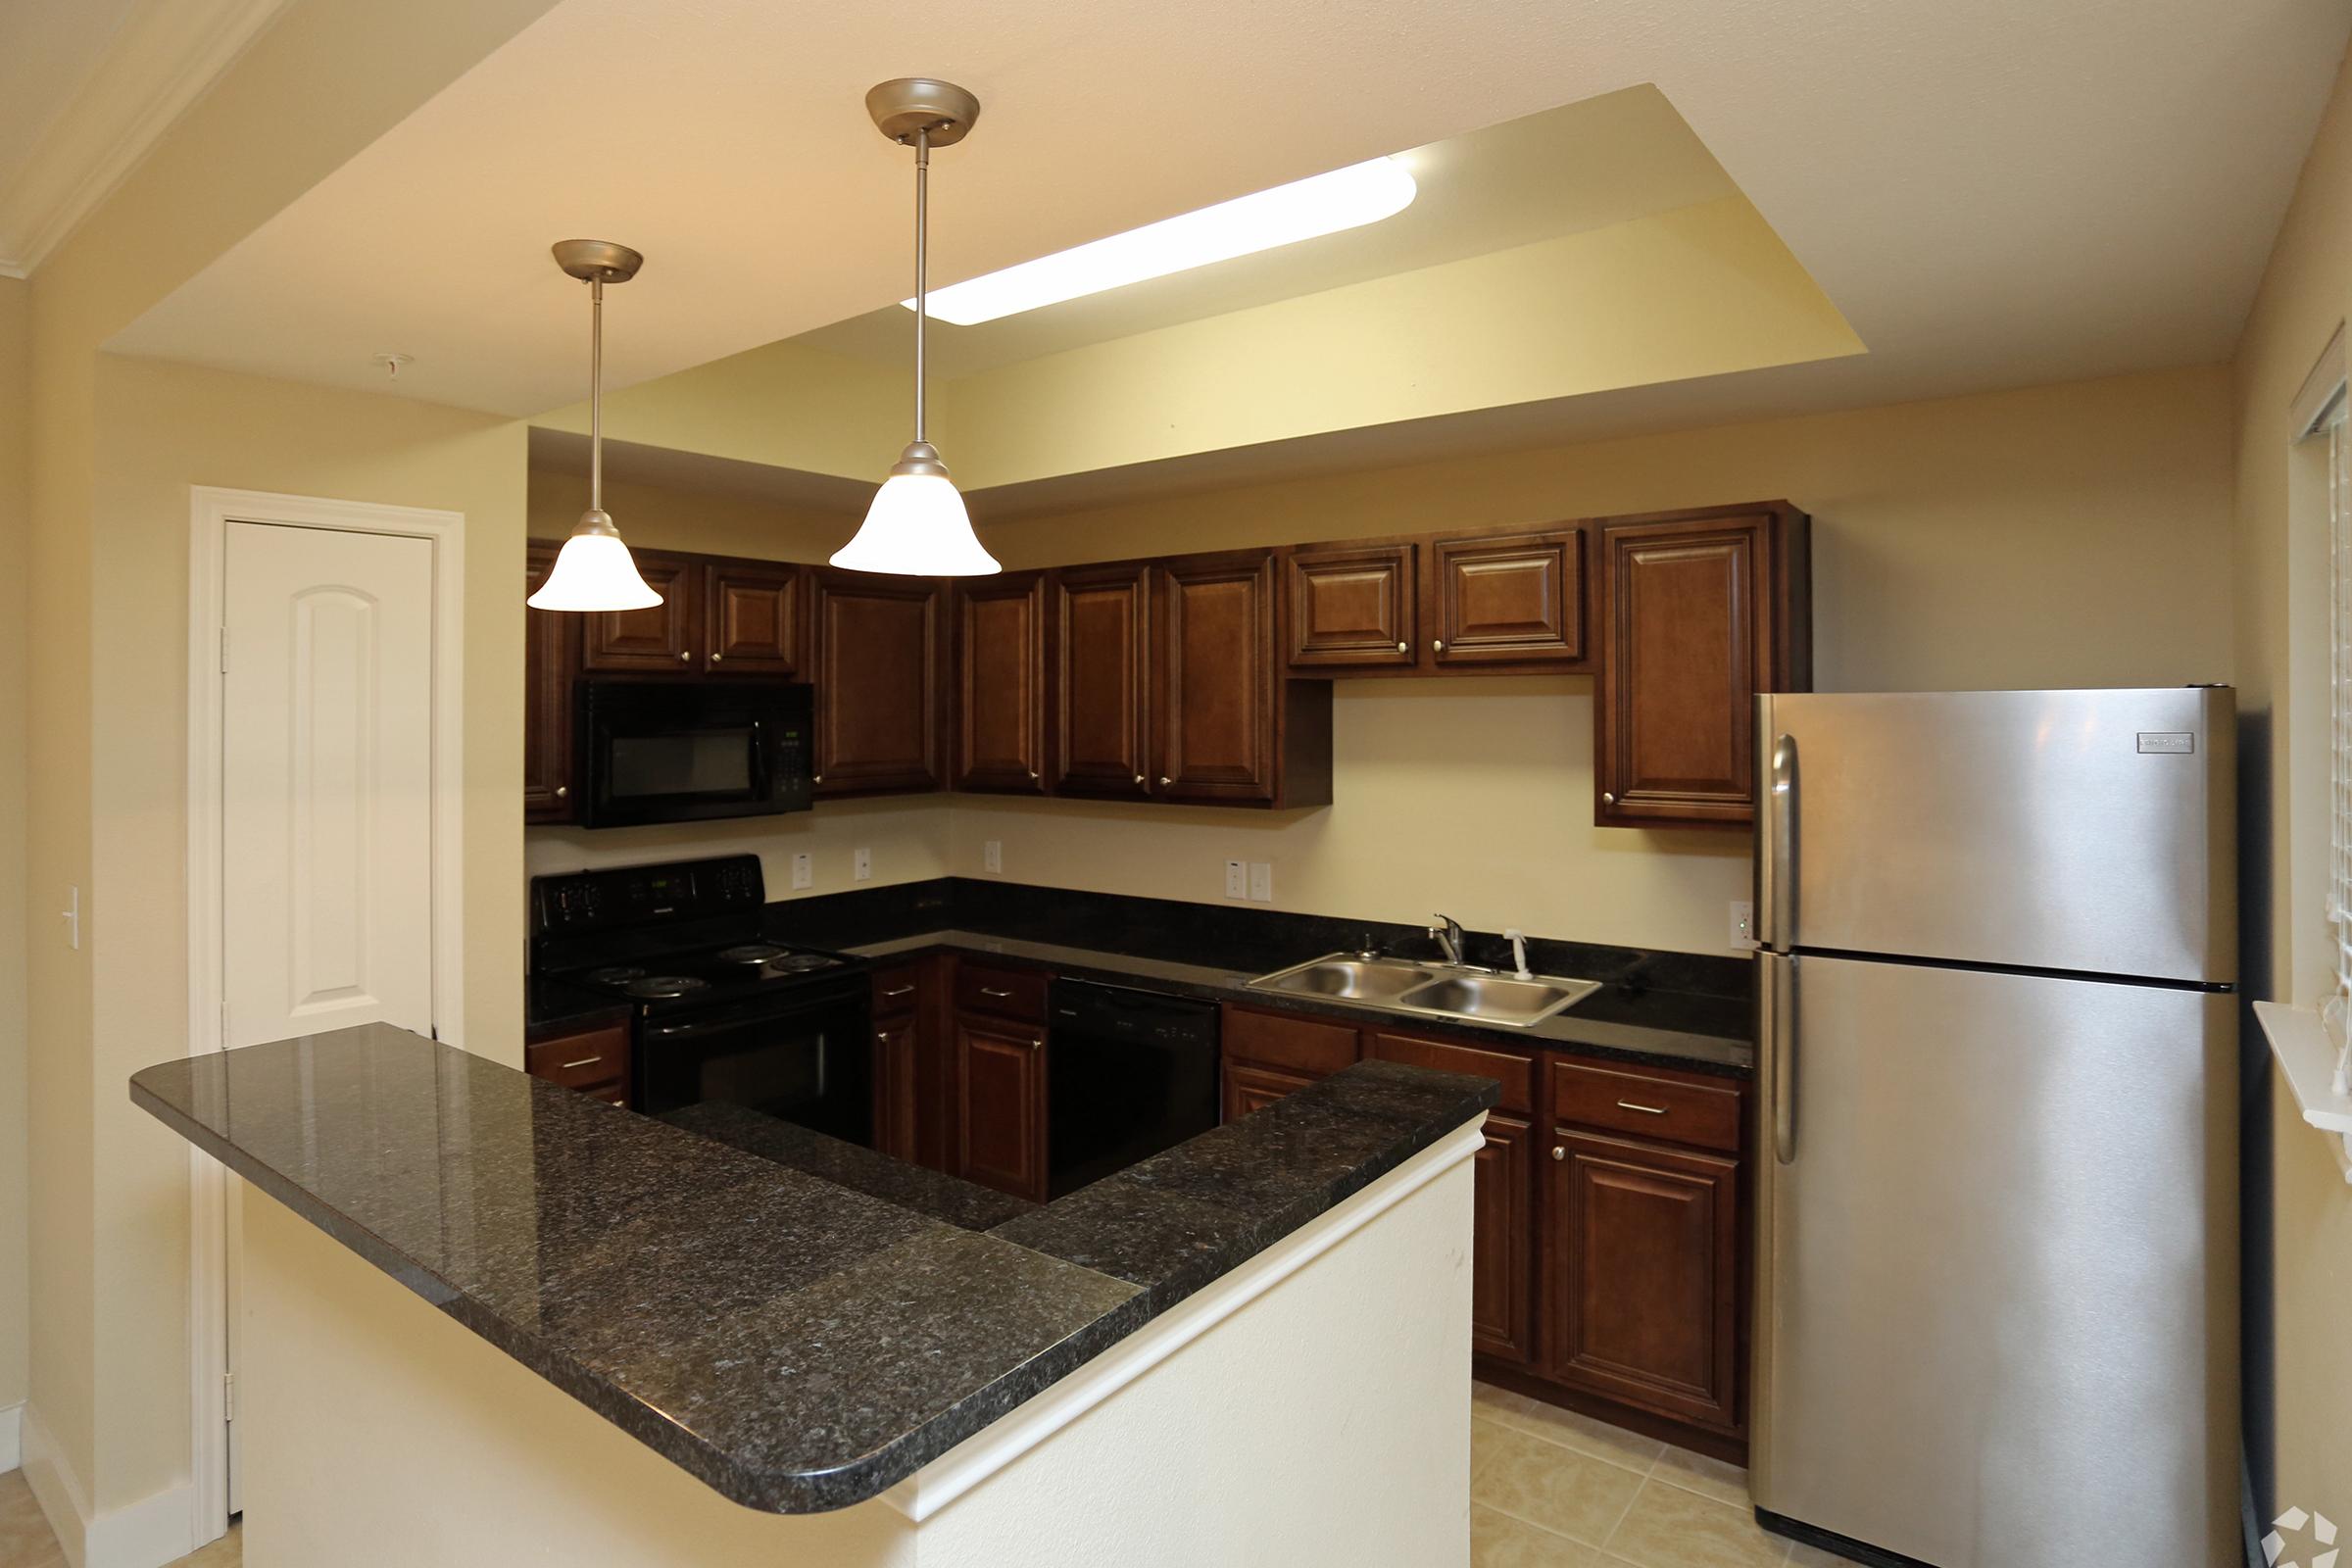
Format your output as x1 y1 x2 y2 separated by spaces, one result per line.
871 962 927 1018
954 961 1049 1022
1551 1058 1741 1153
525 1025 631 1092
1366 1029 1535 1114
1220 1004 1360 1077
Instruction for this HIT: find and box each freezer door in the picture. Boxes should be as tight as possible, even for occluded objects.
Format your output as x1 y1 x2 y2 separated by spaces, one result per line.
1749 954 2237 1568
1754 688 2234 984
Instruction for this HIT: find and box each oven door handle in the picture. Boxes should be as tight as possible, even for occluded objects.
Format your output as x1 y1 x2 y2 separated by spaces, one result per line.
646 995 862 1041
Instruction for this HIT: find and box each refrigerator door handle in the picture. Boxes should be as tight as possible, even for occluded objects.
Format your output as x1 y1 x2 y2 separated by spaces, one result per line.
1763 731 1798 951
1763 953 1798 1164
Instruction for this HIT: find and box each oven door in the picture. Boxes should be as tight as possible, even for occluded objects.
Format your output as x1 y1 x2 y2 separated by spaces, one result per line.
579 679 811 827
634 980 872 1144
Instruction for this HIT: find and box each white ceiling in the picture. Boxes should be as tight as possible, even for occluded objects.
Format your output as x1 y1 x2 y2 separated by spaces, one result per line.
106 0 2351 449
0 0 292 275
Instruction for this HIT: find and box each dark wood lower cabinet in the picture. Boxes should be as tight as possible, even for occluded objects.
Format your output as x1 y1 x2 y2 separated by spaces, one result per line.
1222 1060 1316 1122
955 1011 1048 1202
1471 1111 1538 1367
1545 1129 1740 1434
871 1013 920 1162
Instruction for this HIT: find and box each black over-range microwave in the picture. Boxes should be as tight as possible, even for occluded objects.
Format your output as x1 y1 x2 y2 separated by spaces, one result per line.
576 679 813 827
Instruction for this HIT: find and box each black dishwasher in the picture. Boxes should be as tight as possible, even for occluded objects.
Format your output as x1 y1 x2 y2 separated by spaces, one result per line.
1047 979 1221 1198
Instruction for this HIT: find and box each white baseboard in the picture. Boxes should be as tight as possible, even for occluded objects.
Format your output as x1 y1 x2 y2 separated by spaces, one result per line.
0 1400 21 1472
19 1403 197 1568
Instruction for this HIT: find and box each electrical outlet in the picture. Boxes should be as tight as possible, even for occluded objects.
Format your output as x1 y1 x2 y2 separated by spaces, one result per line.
1730 900 1754 950
790 853 812 891
983 839 1003 875
1249 861 1273 903
1224 858 1248 900
854 847 872 882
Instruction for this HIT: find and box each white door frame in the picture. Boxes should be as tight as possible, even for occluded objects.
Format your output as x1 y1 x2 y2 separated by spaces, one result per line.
183 486 468 1542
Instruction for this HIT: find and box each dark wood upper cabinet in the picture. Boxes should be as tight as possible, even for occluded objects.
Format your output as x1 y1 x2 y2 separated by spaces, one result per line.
581 550 702 671
1546 1129 1740 1434
1427 527 1586 668
1285 541 1419 670
1594 504 1808 828
955 1012 1048 1202
1147 553 1334 808
703 560 802 675
809 569 945 796
523 542 577 824
954 571 1050 794
1053 562 1153 799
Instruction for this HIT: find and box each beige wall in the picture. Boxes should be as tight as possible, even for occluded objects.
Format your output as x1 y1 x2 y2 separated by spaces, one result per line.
2230 36 2352 1532
0 272 28 1425
20 0 560 1528
947 366 2232 955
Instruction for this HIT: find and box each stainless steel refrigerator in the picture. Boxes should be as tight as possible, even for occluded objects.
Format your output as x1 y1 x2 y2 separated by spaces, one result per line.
1749 688 2238 1568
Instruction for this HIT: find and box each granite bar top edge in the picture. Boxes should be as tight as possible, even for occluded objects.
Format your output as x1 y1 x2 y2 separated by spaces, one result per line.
849 928 1753 1077
130 1032 1496 1514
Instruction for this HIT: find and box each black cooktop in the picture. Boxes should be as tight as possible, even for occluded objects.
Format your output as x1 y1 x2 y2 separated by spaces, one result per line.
558 941 859 1010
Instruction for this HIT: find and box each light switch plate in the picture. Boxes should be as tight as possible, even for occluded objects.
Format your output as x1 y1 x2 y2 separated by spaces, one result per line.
1729 900 1754 950
854 847 872 882
1249 861 1273 903
983 839 1003 875
1224 859 1248 900
790 853 812 891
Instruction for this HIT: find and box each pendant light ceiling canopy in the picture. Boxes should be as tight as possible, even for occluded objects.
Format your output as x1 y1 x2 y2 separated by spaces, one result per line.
528 239 663 612
829 78 1002 579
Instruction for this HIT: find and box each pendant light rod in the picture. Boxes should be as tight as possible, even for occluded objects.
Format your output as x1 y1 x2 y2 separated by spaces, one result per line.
588 273 606 514
912 124 929 446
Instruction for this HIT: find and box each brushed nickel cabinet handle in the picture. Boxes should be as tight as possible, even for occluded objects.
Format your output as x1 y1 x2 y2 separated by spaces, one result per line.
1616 1100 1668 1115
559 1055 604 1071
981 987 1013 999
883 985 916 999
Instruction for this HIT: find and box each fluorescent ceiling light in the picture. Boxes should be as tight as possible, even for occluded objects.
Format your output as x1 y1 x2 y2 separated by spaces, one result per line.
905 158 1418 326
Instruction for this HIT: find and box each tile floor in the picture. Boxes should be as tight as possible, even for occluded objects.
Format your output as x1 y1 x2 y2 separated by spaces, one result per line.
1472 1382 1842 1567
0 1471 239 1568
2 1389 1841 1568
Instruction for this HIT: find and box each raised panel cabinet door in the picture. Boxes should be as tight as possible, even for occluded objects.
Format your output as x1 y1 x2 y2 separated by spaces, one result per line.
872 1014 920 1162
1595 515 1769 825
810 570 945 795
704 560 802 675
1155 553 1278 803
1428 528 1585 666
581 551 701 670
1053 563 1152 798
1546 1129 1740 1432
1222 1060 1315 1123
1285 541 1418 670
955 571 1049 793
955 1013 1047 1201
523 542 578 822
1472 1111 1538 1366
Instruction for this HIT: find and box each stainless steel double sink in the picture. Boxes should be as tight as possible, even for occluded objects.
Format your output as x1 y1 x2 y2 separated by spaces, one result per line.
1245 953 1598 1029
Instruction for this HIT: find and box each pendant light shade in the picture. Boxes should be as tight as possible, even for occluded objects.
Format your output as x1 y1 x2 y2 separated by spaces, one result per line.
529 239 662 612
831 79 1000 579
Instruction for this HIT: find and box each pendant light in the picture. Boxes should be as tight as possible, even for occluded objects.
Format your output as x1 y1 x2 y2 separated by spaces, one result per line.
528 240 662 612
831 79 1002 578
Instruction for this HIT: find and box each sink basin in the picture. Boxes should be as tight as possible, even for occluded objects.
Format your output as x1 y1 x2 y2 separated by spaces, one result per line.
1245 953 1599 1028
1395 972 1598 1028
1250 956 1437 1003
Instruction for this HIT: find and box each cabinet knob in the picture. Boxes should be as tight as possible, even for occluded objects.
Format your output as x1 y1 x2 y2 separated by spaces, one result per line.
554 785 568 799
1433 638 1446 652
677 650 691 662
710 652 722 662
1134 773 1145 785
1551 1146 1566 1161
1158 776 1171 787
1396 641 1408 654
1601 791 1615 805
814 773 823 783
1028 768 1039 779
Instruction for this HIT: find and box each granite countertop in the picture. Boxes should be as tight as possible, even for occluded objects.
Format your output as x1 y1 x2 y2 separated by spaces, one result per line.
130 1023 1494 1514
842 928 1752 1077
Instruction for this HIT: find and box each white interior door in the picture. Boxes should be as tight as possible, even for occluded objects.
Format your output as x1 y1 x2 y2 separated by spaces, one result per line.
220 520 436 1048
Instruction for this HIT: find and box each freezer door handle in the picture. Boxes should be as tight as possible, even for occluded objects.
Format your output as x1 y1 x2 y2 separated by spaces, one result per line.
1760 730 1798 951
1761 953 1798 1164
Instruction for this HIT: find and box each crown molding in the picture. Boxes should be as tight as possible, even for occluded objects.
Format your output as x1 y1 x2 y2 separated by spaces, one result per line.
0 0 295 277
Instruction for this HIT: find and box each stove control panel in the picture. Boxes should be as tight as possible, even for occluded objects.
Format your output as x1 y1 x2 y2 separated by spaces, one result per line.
532 854 765 938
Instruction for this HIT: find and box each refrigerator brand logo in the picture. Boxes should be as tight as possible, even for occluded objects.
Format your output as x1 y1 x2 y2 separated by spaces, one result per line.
2135 731 2196 754
2263 1505 2337 1568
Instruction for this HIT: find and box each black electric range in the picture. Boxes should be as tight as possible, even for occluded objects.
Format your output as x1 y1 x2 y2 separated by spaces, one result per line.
530 855 873 1140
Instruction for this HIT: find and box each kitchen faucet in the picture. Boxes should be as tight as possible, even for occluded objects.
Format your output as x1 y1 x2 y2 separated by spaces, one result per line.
1428 913 1466 967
